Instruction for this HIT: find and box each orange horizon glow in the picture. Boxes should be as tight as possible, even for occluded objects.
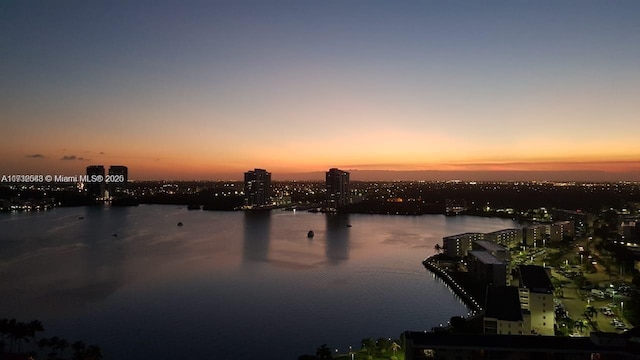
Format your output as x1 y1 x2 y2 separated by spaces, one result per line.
2 1 640 182
4 146 640 181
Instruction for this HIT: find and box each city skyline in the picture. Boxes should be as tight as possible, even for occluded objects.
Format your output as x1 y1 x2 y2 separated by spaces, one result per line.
2 1 640 181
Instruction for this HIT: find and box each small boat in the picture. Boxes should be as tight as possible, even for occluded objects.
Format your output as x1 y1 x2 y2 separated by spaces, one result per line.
78 216 84 220
112 233 118 237
307 230 314 238
177 222 184 227
346 224 352 227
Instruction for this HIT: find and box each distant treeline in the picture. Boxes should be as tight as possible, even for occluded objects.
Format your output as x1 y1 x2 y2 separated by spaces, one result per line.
2 181 639 212
138 193 244 210
340 200 443 215
362 184 638 212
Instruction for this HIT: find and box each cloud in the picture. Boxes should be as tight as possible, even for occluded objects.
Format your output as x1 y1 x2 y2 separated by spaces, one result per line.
60 155 90 161
26 154 45 159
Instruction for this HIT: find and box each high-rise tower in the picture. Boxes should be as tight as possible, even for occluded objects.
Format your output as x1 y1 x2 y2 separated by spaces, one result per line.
108 165 128 197
86 165 106 200
326 168 350 208
244 169 272 207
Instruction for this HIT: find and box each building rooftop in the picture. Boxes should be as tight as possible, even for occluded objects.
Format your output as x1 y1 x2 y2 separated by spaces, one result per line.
525 224 548 229
485 228 520 235
474 240 507 253
469 250 505 265
443 232 484 240
519 265 554 293
484 286 523 322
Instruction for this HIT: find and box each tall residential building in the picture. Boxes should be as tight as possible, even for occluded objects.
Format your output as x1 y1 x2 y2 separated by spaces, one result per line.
518 265 555 336
86 165 105 200
621 221 639 246
107 165 128 197
484 228 523 248
552 209 592 237
244 169 272 207
484 286 529 335
523 224 548 247
442 232 484 257
325 168 350 208
468 250 508 286
550 221 575 242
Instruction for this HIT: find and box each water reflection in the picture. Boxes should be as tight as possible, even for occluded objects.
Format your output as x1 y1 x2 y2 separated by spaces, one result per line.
324 214 350 264
0 207 521 360
0 206 131 318
242 210 272 262
49 206 127 314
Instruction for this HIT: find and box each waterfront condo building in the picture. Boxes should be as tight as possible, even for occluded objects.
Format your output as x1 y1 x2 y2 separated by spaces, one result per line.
244 169 272 207
523 224 548 247
107 165 128 197
468 250 508 286
484 286 529 335
325 168 351 208
484 228 523 248
517 265 555 336
86 165 106 200
552 209 592 237
549 221 575 242
442 232 484 257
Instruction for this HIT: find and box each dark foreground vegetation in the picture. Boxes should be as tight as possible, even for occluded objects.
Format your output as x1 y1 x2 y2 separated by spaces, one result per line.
0 318 102 360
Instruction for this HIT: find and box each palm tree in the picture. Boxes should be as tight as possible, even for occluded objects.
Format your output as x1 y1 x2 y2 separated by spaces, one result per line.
361 338 375 356
0 318 9 353
434 244 442 254
56 338 69 358
5 319 17 352
315 344 332 360
10 321 31 352
391 341 401 355
84 345 103 360
72 340 86 360
28 320 44 339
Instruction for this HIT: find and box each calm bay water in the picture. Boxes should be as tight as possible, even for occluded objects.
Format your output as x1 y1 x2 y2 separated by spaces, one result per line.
0 206 518 359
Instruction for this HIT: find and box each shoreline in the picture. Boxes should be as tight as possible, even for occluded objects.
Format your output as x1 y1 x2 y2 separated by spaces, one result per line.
422 256 483 314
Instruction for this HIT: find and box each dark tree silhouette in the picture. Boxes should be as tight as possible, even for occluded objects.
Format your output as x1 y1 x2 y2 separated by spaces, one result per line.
56 338 70 358
85 345 103 360
376 337 390 352
361 338 375 355
72 340 86 360
434 244 442 254
315 344 332 360
10 320 31 352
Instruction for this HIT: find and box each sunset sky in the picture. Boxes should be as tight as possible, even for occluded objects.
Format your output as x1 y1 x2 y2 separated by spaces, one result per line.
2 1 640 180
